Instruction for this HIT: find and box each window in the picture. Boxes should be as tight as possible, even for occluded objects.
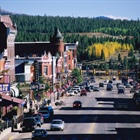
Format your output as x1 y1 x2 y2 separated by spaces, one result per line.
68 55 71 60
44 66 48 75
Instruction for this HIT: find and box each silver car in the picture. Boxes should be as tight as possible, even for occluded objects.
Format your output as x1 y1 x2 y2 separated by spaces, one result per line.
50 119 65 131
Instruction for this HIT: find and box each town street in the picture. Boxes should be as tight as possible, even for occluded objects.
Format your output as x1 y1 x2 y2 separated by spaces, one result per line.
3 80 140 140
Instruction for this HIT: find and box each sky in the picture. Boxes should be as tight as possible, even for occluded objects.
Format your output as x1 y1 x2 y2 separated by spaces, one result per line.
0 0 140 20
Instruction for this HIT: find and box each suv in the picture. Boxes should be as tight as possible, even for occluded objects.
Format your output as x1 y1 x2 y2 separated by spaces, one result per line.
21 117 38 132
118 88 125 94
106 83 113 91
39 106 54 116
99 82 104 87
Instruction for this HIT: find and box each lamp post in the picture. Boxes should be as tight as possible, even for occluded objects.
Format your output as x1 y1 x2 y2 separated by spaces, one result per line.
0 94 2 121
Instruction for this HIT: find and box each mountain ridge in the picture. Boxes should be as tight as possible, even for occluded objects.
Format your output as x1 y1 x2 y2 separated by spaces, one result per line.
0 9 128 20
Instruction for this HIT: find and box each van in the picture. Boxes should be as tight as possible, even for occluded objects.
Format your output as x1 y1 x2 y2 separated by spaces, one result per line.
106 83 113 91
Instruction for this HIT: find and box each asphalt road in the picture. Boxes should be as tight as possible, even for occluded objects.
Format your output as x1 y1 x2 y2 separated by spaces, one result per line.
3 79 140 140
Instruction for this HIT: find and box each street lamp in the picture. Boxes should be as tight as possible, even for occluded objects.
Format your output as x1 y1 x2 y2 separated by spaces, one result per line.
0 94 2 121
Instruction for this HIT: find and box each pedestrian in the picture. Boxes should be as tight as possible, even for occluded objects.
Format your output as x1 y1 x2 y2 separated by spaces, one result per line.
0 120 2 134
30 100 33 108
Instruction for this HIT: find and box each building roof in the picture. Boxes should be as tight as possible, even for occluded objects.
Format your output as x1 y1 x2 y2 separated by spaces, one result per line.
0 15 13 25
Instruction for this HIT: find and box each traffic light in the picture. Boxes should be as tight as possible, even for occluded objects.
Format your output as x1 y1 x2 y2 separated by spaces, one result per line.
106 70 109 75
80 69 82 74
118 70 121 75
93 69 96 75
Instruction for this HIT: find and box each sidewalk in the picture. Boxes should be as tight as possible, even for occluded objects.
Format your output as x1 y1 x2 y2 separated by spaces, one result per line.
0 94 66 139
0 127 11 140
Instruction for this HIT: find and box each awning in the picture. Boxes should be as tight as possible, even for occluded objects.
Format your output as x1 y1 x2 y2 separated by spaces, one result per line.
0 93 25 107
10 86 19 97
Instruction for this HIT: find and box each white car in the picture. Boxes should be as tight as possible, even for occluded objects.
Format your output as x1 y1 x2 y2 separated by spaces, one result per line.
71 88 79 94
67 90 75 96
50 119 65 131
74 86 81 92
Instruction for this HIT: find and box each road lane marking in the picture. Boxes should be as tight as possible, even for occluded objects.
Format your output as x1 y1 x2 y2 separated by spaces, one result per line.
88 116 98 133
88 123 96 133
8 136 14 140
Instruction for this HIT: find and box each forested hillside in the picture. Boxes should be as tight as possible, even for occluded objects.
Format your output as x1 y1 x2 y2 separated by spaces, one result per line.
10 15 140 62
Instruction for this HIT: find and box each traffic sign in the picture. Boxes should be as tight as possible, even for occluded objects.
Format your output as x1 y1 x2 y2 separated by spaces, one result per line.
39 84 45 89
30 84 39 90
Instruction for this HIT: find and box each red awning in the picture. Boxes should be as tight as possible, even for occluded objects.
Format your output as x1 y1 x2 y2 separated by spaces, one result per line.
1 93 25 106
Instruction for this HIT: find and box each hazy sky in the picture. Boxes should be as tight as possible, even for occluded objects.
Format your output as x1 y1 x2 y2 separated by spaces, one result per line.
0 0 139 20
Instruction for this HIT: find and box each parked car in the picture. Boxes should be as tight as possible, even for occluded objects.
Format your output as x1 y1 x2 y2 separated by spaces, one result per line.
80 89 87 96
67 90 75 96
73 86 81 92
73 100 82 108
50 119 65 131
21 117 39 132
71 88 79 94
31 128 48 140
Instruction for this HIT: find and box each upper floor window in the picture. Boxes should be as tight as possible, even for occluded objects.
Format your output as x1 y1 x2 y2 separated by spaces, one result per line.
68 55 71 60
44 66 48 75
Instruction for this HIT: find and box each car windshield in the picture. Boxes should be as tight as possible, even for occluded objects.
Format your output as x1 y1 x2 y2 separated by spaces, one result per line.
38 111 49 114
23 119 35 125
33 114 41 117
34 129 46 134
35 117 40 121
52 121 62 124
74 101 81 104
40 107 49 110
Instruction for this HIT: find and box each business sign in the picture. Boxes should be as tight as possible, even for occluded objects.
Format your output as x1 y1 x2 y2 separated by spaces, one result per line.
0 83 10 92
34 60 39 84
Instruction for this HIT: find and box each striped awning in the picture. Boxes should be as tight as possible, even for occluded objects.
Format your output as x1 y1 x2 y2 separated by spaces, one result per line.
0 93 25 107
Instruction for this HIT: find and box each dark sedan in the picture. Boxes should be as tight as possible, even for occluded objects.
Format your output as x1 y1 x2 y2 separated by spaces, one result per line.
32 128 48 140
73 101 82 108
